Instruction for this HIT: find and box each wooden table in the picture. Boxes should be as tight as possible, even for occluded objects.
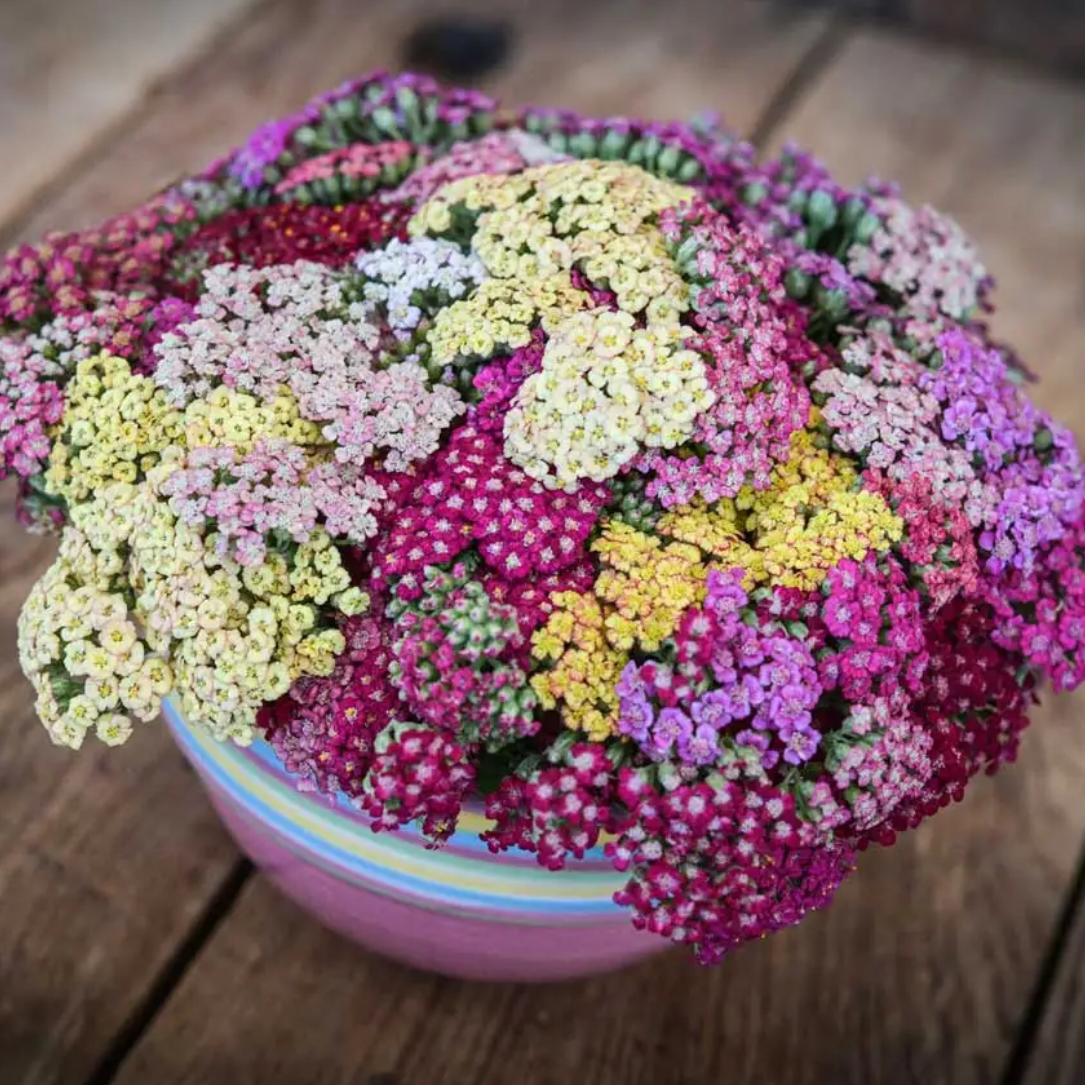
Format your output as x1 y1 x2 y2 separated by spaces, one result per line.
2 2 1085 1082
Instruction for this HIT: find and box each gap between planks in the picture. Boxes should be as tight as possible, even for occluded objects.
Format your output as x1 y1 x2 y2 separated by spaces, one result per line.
81 860 254 1085
0 0 269 247
1003 835 1085 1085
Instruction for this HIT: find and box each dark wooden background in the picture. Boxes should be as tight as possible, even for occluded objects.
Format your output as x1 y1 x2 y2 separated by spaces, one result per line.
2 1 1085 1083
812 0 1085 74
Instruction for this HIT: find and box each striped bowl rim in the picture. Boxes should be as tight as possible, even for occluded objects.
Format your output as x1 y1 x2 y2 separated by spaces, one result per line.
164 700 630 921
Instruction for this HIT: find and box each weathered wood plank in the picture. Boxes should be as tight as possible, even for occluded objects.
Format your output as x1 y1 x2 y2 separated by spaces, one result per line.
0 0 256 232
105 29 1085 1085
1021 874 1085 1084
899 0 1085 77
802 1 1085 76
0 2 830 1083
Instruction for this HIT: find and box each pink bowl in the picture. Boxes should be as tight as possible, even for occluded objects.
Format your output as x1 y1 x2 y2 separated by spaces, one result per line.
164 700 662 981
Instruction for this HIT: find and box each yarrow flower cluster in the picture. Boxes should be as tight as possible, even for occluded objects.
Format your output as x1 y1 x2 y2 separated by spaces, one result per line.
355 237 486 342
7 72 1085 965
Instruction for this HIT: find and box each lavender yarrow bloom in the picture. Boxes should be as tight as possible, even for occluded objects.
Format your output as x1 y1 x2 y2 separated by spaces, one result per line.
914 331 1085 574
679 722 721 767
980 453 1085 576
848 197 991 321
693 679 763 725
620 595 822 771
617 668 710 764
651 707 694 761
919 330 1041 470
791 250 881 322
230 119 295 188
615 662 655 746
355 237 487 338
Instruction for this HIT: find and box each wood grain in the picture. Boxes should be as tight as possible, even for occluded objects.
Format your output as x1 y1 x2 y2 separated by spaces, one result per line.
802 0 1085 75
0 0 256 232
0 1 830 1083
1022 875 1085 1085
103 29 1085 1085
899 0 1085 77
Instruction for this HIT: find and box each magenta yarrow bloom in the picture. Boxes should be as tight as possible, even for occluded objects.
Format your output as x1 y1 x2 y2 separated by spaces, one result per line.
360 720 476 844
482 743 616 870
371 425 608 598
607 766 855 964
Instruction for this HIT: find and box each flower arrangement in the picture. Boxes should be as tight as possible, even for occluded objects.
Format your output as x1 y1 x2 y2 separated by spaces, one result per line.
6 71 1085 965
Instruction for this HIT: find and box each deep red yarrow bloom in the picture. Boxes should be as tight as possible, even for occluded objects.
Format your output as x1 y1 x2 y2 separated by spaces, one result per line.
607 767 855 964
258 614 399 799
166 201 411 297
370 425 609 600
482 744 617 870
360 722 477 844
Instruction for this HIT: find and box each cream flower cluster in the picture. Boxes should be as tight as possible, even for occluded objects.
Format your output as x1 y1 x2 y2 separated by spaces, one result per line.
21 344 379 748
410 160 692 368
20 461 365 749
505 309 714 487
71 472 358 744
17 524 171 749
44 353 184 503
43 354 321 508
426 275 588 365
408 160 707 484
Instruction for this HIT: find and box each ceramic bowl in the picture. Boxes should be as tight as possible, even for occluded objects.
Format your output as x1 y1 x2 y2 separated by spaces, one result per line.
164 701 661 981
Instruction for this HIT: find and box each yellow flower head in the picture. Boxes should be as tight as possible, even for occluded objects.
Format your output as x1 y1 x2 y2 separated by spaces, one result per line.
658 429 903 591
533 517 715 739
531 590 626 741
591 520 709 652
